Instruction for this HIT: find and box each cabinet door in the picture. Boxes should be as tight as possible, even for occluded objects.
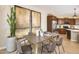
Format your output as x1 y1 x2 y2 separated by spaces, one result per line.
58 18 66 24
47 19 52 32
69 19 75 25
47 16 58 32
58 29 66 34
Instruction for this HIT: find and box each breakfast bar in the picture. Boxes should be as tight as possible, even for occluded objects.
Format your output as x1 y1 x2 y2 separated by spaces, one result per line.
66 29 79 42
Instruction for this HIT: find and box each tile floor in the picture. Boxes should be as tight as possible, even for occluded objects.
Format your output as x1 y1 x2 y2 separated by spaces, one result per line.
61 34 79 54
0 34 79 54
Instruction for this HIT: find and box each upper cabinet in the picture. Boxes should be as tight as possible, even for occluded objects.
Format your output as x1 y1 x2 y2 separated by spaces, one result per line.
58 18 64 24
68 18 75 25
58 18 75 25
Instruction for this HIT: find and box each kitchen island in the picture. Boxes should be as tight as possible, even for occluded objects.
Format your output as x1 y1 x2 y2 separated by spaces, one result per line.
66 29 79 42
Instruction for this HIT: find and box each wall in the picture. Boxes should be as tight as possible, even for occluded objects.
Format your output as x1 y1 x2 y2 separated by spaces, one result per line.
0 5 11 49
0 5 48 49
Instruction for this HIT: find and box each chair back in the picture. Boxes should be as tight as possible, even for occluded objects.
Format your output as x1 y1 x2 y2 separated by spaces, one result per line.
47 41 56 52
16 37 31 54
56 37 63 45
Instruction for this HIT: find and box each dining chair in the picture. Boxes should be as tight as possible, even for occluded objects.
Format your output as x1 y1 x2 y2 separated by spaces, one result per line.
55 37 65 54
47 41 57 54
41 39 50 54
41 33 57 54
41 40 57 54
16 37 32 54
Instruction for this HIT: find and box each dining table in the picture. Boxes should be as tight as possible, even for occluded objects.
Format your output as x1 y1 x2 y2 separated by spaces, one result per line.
25 33 59 54
25 35 50 54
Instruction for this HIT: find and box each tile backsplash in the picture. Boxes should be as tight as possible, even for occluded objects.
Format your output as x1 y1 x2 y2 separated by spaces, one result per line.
56 24 70 28
56 24 79 29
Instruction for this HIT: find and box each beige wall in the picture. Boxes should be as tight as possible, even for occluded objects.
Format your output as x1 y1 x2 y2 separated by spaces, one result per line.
0 5 48 49
0 5 11 49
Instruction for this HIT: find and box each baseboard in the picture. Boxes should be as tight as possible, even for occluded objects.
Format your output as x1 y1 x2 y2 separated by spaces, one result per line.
0 47 6 51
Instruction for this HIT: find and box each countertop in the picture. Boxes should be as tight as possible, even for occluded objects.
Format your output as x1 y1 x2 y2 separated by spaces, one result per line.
66 29 79 32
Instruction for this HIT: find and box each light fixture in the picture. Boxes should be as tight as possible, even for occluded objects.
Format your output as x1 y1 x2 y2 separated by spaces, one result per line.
73 8 77 17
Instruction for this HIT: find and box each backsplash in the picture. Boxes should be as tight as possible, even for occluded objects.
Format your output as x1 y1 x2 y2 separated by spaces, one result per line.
56 24 70 28
56 24 79 29
74 25 79 29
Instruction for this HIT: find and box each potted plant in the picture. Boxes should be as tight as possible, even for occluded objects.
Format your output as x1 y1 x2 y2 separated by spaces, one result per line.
6 6 16 52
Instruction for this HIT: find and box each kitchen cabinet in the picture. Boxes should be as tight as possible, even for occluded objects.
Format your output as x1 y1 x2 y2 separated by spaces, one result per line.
58 18 75 25
57 18 75 34
66 30 71 39
57 28 66 34
47 16 76 33
66 29 79 42
47 15 58 32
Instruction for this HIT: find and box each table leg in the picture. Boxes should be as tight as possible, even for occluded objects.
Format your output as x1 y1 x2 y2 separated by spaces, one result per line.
32 44 38 54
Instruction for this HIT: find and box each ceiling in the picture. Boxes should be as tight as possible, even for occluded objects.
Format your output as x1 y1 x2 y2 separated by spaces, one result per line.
33 5 79 17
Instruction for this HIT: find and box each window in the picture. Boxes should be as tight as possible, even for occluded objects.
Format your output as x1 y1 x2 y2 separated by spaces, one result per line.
32 11 41 33
15 6 41 38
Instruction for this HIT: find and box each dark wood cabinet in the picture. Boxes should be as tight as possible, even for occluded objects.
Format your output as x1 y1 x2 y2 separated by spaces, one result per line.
68 18 75 25
47 19 52 32
58 18 64 24
47 15 58 32
47 15 76 33
58 29 66 34
57 18 75 34
58 18 75 25
66 30 71 39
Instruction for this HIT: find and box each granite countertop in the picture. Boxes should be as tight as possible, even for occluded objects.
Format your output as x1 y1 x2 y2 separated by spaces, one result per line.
66 28 79 32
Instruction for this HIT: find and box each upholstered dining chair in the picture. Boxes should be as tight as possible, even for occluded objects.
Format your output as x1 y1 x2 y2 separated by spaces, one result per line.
41 38 50 54
55 37 65 54
41 40 57 54
41 32 57 54
16 37 32 54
